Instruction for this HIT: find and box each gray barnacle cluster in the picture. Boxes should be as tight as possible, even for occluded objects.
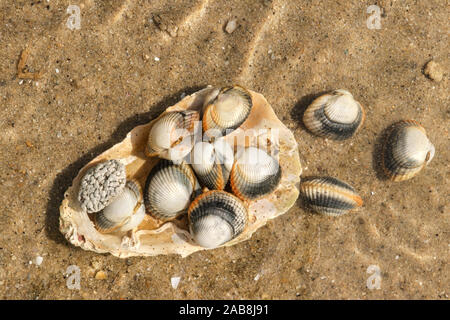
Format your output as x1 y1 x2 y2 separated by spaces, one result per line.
78 159 126 213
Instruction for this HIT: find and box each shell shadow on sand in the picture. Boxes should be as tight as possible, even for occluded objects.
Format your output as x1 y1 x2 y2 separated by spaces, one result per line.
44 86 206 245
372 122 397 181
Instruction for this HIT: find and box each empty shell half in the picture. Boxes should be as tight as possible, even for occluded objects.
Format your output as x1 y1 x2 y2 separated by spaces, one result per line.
230 147 282 201
382 120 435 181
303 89 365 140
188 190 248 248
300 177 363 216
146 110 199 162
190 139 234 190
144 159 200 221
202 85 253 137
78 159 126 213
94 180 146 233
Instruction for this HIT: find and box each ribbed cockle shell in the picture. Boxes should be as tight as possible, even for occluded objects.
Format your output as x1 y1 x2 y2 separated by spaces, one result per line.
146 110 199 162
300 176 363 216
94 180 146 233
144 160 200 221
202 85 253 137
190 139 234 190
230 147 281 201
303 89 365 140
188 190 248 248
382 120 435 181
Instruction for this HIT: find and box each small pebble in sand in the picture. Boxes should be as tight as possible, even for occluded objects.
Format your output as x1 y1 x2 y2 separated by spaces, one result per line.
154 56 160 62
34 256 43 266
171 276 181 289
423 60 443 82
225 19 237 34
95 271 107 280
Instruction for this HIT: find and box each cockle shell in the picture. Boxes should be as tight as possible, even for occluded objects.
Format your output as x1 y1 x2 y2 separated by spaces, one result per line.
382 120 435 181
230 147 282 201
94 180 146 233
303 89 365 140
190 139 234 190
145 110 199 162
59 86 302 258
202 85 253 137
188 190 247 248
144 159 199 221
300 177 363 216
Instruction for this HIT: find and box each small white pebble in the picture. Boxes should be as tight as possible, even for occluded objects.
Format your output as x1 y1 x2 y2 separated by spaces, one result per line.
154 56 160 61
371 191 375 195
225 19 237 34
254 273 260 281
320 276 326 280
395 255 400 260
171 276 181 289
29 261 33 265
19 80 24 85
55 68 60 73
35 256 43 266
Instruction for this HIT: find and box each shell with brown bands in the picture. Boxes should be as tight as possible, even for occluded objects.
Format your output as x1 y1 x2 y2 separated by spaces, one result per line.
300 177 363 216
381 120 435 182
202 85 253 137
188 190 248 248
144 159 200 221
190 139 234 191
230 147 282 201
303 89 365 140
146 110 199 162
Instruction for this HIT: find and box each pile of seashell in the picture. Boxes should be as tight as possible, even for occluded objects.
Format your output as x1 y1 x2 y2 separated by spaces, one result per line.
60 86 301 258
299 89 435 216
59 86 435 258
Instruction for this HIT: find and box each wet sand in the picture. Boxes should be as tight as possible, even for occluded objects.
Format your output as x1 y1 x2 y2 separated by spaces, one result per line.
0 0 448 299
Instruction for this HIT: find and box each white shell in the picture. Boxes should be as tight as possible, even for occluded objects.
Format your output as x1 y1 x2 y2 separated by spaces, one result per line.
202 86 253 136
144 160 199 221
382 120 435 181
95 180 145 233
303 89 365 140
188 190 247 248
230 147 281 200
146 111 199 162
190 139 234 190
59 87 302 258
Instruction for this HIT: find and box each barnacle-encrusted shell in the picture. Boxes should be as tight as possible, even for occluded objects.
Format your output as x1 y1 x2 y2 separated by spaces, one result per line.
303 89 365 140
146 110 199 162
230 147 282 201
202 85 253 136
188 190 247 248
77 159 126 213
300 177 363 216
382 120 435 181
59 86 302 258
190 139 234 190
94 180 145 233
144 159 199 221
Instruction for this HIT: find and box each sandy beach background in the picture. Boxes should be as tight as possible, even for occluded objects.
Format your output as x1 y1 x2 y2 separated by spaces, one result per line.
0 0 448 299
